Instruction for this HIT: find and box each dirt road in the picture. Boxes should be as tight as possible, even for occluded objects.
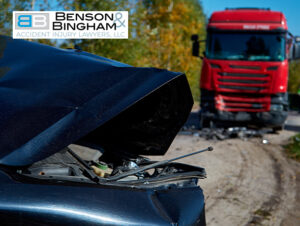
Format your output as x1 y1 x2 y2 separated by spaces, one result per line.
75 110 300 225
150 131 300 226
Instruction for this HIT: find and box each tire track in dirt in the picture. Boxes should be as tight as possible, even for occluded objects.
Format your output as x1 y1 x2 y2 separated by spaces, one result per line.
246 139 299 226
246 144 284 225
204 140 272 226
205 143 248 213
157 131 300 226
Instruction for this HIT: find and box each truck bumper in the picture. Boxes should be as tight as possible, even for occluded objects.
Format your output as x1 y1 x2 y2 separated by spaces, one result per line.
200 89 288 128
202 110 288 128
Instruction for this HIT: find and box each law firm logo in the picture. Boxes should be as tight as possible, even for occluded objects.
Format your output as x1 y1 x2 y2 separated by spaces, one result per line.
13 11 128 39
15 13 49 29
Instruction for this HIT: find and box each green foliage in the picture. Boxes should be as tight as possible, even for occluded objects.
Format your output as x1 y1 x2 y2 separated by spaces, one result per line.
0 0 54 45
284 133 300 161
1 0 206 101
60 0 145 69
137 0 206 101
58 0 206 101
288 60 300 93
0 0 31 35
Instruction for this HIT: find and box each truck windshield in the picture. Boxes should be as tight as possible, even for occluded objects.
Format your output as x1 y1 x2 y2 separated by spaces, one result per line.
206 32 286 61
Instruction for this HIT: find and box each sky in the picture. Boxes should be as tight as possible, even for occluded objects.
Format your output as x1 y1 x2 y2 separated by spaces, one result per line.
201 0 300 36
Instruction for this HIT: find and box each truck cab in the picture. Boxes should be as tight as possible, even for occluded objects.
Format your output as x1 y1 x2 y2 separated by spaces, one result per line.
192 8 296 129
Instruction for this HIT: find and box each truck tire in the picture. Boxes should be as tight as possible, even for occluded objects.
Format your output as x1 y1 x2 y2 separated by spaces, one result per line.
199 114 212 129
273 125 284 133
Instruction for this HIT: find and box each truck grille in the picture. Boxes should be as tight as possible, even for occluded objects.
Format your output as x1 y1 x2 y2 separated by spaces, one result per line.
217 72 270 92
215 93 270 112
229 65 261 70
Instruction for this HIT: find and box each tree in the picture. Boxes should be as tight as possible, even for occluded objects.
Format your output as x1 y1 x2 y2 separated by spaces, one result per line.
58 0 206 101
0 0 32 36
58 0 142 65
1 0 206 100
135 0 206 100
288 61 300 93
0 0 54 45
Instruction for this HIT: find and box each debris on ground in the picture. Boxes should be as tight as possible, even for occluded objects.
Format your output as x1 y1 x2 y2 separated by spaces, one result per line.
181 126 273 141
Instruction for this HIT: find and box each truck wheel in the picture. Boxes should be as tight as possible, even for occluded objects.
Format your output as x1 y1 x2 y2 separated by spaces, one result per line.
273 125 284 133
199 115 211 129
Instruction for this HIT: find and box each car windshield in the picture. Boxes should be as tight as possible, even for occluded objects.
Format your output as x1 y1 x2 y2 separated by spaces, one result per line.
206 31 286 61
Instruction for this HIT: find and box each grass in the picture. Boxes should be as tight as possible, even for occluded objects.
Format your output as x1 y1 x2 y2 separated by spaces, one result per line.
254 209 271 218
284 133 300 161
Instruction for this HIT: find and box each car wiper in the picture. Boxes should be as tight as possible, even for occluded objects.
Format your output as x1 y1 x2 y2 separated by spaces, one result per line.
67 148 100 183
106 146 213 182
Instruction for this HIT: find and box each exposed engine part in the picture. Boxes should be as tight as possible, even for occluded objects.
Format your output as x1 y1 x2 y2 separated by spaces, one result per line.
106 147 212 182
91 165 112 178
126 161 139 170
110 160 145 180
92 151 103 162
20 145 208 187
29 166 73 176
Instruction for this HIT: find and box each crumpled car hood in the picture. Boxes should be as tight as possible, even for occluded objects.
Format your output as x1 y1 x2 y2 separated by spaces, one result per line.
0 36 193 166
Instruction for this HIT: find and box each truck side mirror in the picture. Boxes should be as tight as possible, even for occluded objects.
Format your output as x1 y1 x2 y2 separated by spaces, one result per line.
191 34 200 57
293 43 300 60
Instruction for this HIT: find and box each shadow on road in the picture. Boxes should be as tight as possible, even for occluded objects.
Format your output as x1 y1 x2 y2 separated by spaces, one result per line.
285 125 300 132
285 111 300 132
184 112 199 129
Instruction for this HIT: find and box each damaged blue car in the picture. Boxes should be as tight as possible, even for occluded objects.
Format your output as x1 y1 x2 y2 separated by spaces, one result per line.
0 36 207 225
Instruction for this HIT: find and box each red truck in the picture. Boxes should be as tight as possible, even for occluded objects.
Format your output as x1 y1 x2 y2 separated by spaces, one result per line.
192 8 300 130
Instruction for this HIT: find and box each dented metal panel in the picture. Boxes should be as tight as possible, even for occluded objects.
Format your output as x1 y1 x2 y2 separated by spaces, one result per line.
0 36 193 166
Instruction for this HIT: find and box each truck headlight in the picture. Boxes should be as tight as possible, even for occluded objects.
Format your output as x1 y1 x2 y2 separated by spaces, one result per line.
270 104 283 111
